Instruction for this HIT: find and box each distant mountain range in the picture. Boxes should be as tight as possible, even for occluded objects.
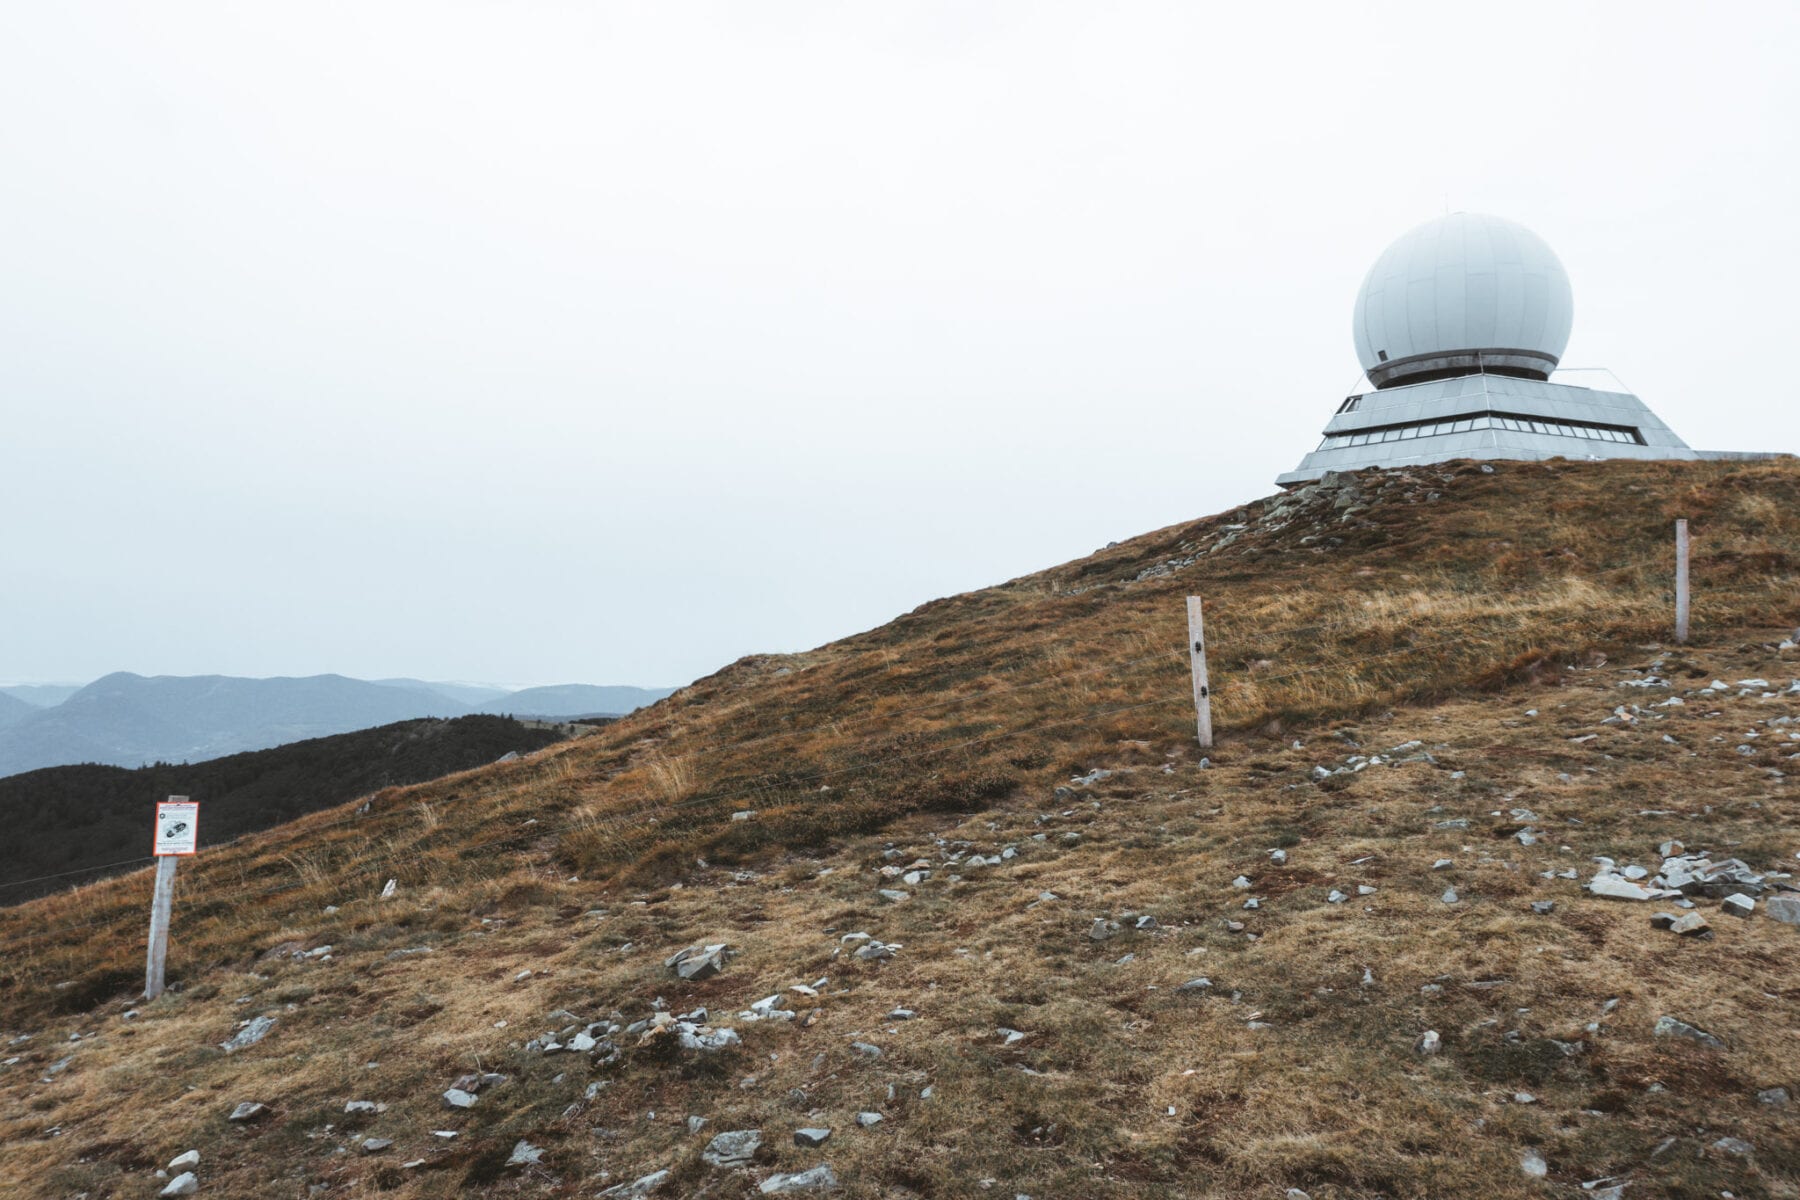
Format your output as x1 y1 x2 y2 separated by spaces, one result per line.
0 674 674 779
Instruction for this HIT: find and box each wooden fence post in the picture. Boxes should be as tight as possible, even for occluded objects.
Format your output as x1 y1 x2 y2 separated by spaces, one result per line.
145 855 177 1000
145 794 197 1001
1186 596 1213 750
1674 519 1690 645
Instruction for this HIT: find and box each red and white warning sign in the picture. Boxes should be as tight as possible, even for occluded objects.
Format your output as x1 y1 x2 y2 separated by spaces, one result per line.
153 798 199 856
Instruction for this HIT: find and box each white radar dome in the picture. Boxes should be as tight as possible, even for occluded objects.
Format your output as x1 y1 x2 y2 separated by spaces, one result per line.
1352 212 1574 389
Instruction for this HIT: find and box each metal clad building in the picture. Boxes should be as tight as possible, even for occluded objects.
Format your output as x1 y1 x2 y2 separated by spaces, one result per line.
1278 212 1700 487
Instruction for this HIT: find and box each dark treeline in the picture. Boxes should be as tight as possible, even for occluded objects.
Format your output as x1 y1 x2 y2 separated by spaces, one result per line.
0 715 565 905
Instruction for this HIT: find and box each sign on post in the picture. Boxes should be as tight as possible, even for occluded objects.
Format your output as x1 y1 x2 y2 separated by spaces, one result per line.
146 796 196 1000
153 798 199 856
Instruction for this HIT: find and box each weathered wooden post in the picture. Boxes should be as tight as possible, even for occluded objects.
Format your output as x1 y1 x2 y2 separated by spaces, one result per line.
1186 596 1213 750
145 796 198 1000
1674 519 1690 645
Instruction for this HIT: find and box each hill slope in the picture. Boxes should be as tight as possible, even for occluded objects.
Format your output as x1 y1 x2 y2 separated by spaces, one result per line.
0 715 572 905
1 458 1797 1200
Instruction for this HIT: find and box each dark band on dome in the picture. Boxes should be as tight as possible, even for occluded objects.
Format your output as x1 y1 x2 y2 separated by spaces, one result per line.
1367 347 1559 390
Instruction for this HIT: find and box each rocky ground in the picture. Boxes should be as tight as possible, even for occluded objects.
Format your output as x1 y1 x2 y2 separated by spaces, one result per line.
4 630 1797 1198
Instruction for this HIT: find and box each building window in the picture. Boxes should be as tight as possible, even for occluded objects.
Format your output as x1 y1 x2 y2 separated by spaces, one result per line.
1318 411 1644 452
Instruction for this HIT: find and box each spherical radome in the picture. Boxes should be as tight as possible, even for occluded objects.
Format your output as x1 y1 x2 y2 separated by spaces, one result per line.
1352 213 1574 389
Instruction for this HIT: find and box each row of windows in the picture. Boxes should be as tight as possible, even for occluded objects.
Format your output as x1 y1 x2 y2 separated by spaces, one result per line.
1319 412 1643 451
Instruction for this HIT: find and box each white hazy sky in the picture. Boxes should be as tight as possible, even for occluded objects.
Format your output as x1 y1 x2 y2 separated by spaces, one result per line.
3 2 1796 689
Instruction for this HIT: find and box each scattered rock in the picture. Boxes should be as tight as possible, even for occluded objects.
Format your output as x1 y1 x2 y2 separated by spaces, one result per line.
1531 901 1555 915
506 1140 544 1167
1722 893 1755 918
878 889 909 904
1441 887 1459 904
1670 912 1711 936
794 1128 832 1148
849 1041 882 1059
855 1111 883 1128
1588 876 1654 901
760 1165 840 1193
1654 1015 1726 1049
361 1138 393 1154
598 1170 671 1198
227 1102 267 1122
160 1174 198 1198
1758 1087 1790 1107
702 1129 763 1168
666 943 733 981
1177 978 1213 992
219 1015 275 1053
1768 895 1800 925
1414 1030 1440 1055
169 1151 200 1171
1520 1148 1547 1178
443 1088 478 1109
1712 1136 1753 1158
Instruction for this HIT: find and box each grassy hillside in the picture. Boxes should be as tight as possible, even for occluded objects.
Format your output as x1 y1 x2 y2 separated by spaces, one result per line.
0 716 568 905
1 457 1796 1199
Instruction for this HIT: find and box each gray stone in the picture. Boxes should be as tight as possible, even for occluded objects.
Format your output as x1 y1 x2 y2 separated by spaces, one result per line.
1654 1015 1726 1049
598 1170 671 1198
361 1138 393 1154
219 1015 275 1053
1722 893 1755 917
1177 978 1213 992
1589 876 1654 900
344 1100 380 1114
1758 1087 1790 1107
687 1116 707 1135
506 1140 544 1167
443 1088 477 1109
1768 895 1800 925
160 1174 198 1198
1327 890 1347 904
702 1129 763 1168
1712 1136 1753 1157
1441 887 1459 904
886 1008 916 1021
849 1041 882 1059
760 1165 840 1193
855 1111 883 1127
1520 1148 1547 1178
878 889 909 904
677 1023 740 1052
1414 1030 1440 1055
1531 901 1555 915
794 1127 832 1147
227 1102 267 1122
1088 918 1120 941
169 1151 200 1171
1670 912 1711 936
666 943 732 981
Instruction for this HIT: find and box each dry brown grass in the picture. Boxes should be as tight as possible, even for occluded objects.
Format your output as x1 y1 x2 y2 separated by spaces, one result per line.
1 457 1798 1198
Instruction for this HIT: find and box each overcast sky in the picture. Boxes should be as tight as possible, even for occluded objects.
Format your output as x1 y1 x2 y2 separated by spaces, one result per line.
3 2 1796 689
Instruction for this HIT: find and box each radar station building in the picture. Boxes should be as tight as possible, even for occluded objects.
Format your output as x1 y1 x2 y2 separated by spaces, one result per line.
1278 213 1700 486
